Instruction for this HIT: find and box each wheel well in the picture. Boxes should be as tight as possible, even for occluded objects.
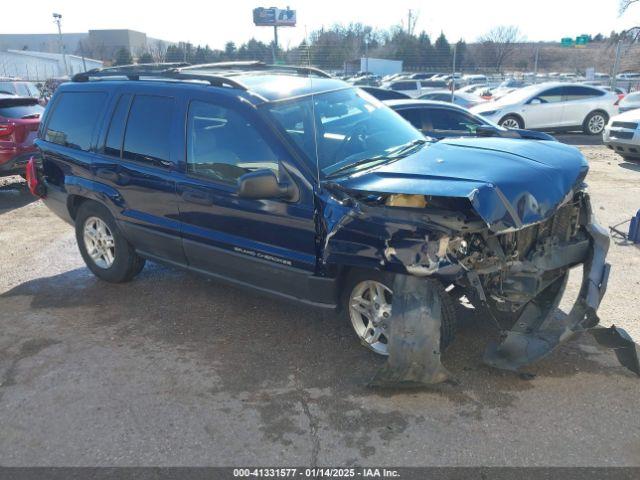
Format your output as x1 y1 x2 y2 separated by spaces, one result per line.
499 113 524 128
585 109 609 124
66 195 91 221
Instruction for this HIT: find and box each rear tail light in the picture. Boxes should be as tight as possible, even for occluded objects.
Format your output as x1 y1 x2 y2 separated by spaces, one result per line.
25 157 46 198
0 122 15 138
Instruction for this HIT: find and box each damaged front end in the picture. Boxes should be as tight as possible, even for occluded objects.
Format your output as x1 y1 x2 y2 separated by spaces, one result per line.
319 180 638 386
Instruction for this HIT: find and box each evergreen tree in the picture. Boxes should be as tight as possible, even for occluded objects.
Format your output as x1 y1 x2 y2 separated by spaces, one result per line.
434 32 451 68
113 47 133 66
137 52 154 64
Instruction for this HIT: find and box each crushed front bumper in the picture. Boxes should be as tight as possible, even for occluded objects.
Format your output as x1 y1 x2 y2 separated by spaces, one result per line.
371 197 639 387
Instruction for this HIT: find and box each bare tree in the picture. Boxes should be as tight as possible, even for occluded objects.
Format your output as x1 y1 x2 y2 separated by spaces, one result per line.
477 26 524 72
619 0 640 42
619 0 639 14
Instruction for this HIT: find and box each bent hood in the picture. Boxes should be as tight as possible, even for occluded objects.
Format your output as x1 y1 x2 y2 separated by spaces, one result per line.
330 137 589 231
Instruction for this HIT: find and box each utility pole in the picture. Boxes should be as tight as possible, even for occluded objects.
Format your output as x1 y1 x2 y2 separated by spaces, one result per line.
364 35 369 75
533 47 539 81
611 39 623 89
451 43 457 102
52 13 69 76
272 25 278 63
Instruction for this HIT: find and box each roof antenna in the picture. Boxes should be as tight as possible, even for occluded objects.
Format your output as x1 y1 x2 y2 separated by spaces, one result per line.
305 24 321 186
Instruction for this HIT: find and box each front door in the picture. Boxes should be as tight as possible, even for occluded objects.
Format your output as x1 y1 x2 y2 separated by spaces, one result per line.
521 86 566 129
175 95 318 301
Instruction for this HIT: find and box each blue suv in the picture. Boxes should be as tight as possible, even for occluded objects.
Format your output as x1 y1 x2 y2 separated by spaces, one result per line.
32 62 629 381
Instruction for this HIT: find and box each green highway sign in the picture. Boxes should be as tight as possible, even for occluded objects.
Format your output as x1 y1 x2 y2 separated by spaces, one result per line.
561 37 574 47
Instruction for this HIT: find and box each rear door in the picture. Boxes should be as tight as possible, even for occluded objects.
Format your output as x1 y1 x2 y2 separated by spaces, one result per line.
559 85 607 127
94 88 185 263
175 93 318 300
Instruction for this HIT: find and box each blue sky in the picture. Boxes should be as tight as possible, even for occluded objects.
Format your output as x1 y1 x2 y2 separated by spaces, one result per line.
6 0 640 48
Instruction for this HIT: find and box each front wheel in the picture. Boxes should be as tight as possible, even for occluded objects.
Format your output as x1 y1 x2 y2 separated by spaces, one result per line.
583 111 608 135
75 201 145 283
343 270 457 356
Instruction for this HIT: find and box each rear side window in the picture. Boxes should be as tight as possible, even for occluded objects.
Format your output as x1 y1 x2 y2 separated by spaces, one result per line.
104 94 132 157
123 95 173 165
45 92 107 151
186 100 278 184
424 108 482 132
0 102 43 119
564 86 605 100
0 81 16 95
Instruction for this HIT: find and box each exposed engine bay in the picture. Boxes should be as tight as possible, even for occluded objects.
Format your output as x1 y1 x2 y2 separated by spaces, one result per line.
319 183 639 386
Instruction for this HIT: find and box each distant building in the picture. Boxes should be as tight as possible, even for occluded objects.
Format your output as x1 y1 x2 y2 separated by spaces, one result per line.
88 29 151 59
0 49 103 80
0 30 172 62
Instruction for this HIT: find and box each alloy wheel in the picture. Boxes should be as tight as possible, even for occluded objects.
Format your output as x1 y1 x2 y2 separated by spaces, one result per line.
83 216 116 269
588 114 606 134
501 117 520 129
348 280 393 355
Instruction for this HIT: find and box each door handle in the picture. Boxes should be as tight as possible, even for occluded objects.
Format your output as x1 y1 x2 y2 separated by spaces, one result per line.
182 189 213 206
96 168 131 185
96 168 119 182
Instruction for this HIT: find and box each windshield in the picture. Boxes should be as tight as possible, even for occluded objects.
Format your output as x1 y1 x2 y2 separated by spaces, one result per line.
265 88 425 178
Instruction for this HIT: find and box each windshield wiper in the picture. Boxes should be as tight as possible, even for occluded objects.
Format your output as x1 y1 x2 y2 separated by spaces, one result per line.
325 156 391 179
325 139 428 179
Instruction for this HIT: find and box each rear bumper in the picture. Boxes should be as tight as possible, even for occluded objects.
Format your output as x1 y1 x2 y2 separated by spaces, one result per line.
0 149 38 175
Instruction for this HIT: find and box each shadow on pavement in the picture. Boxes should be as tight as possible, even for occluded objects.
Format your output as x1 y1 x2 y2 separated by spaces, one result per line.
619 161 640 172
0 178 35 212
555 133 603 146
2 263 631 398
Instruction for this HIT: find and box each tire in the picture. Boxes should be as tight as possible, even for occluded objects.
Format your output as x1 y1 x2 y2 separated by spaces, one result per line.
499 115 523 129
342 269 457 356
583 111 608 135
75 201 145 283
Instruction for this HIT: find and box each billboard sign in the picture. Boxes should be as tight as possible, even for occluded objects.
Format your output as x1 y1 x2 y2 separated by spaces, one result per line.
253 7 296 27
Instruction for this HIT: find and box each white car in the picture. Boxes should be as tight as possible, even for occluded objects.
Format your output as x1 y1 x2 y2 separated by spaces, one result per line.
471 82 619 134
603 109 640 161
383 79 449 98
618 91 640 113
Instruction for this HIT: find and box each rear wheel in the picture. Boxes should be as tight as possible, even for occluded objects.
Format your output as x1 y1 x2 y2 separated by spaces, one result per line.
499 115 523 129
343 270 456 355
583 111 608 135
75 201 145 283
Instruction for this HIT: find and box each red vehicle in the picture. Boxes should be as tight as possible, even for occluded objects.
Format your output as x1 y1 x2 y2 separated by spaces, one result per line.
0 95 44 176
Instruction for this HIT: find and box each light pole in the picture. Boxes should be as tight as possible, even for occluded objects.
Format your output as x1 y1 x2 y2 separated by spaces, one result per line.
52 13 69 76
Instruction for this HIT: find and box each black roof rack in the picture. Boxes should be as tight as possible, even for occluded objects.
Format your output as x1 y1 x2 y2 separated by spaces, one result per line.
71 62 248 90
178 61 332 79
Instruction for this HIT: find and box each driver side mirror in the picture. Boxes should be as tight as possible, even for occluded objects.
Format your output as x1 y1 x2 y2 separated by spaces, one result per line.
237 169 298 201
528 98 542 105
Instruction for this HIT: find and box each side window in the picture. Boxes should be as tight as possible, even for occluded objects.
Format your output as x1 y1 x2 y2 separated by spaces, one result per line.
428 109 481 132
45 92 107 151
186 100 278 184
104 94 132 157
564 86 604 101
123 95 173 165
534 87 565 103
397 109 424 131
